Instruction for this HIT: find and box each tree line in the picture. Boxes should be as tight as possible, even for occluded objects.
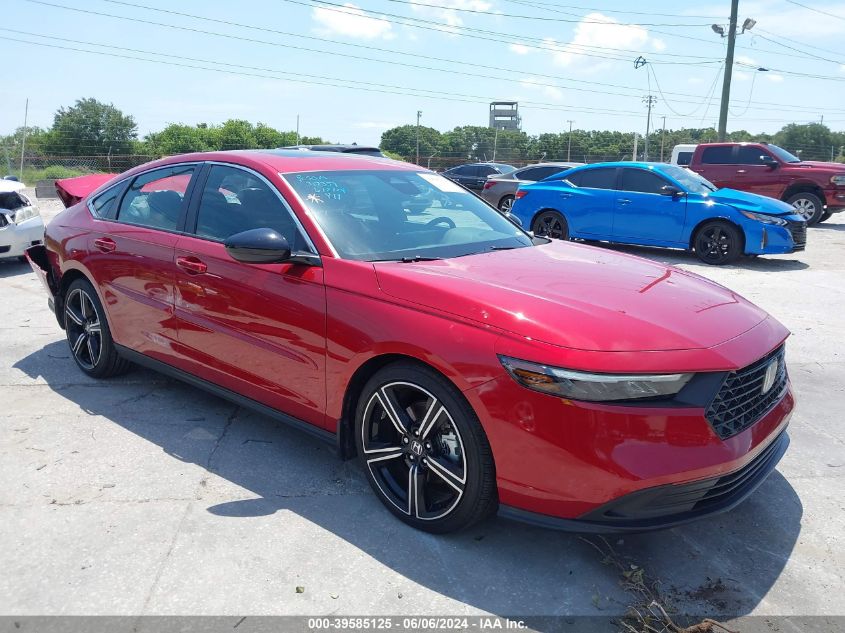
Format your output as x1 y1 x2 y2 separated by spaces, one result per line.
3 98 844 176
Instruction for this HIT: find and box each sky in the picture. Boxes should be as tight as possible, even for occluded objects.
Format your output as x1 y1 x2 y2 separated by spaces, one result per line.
2 0 845 146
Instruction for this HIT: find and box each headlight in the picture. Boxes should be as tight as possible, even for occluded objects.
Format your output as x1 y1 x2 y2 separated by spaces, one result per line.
740 210 787 226
499 356 693 402
831 175 845 186
13 206 39 225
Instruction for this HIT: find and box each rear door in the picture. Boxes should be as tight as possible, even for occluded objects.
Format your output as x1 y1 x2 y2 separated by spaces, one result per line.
444 165 474 188
85 163 198 363
733 145 783 199
561 167 617 236
613 168 686 243
172 163 328 429
690 146 737 189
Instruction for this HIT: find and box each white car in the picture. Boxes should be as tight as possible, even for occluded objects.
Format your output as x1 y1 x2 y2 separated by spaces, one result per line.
0 179 44 261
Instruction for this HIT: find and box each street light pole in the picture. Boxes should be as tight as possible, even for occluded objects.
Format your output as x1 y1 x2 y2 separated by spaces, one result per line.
566 120 574 161
642 95 656 161
415 111 421 165
717 0 740 141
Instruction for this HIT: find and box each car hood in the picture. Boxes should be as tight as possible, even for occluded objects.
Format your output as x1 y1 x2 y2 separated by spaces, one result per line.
374 242 770 352
703 188 796 215
788 160 845 172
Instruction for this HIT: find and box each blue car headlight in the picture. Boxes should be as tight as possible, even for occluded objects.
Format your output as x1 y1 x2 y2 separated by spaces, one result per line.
740 210 787 226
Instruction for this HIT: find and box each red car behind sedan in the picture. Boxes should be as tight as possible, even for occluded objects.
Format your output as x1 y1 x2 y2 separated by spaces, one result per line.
27 151 793 533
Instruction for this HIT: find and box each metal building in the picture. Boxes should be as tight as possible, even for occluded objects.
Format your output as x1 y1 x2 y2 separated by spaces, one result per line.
489 102 520 131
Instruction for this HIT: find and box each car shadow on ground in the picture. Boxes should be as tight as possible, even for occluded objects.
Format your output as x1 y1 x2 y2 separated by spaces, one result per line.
15 342 803 625
589 242 810 272
813 222 845 232
0 259 32 278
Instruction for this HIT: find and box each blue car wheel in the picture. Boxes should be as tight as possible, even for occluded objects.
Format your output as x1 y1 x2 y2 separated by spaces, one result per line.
693 221 743 265
531 210 569 240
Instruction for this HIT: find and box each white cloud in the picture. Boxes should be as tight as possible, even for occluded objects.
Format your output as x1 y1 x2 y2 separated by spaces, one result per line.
765 73 784 83
353 121 399 129
734 70 751 82
409 0 493 35
544 13 665 69
509 43 531 55
312 3 394 40
520 76 565 102
841 64 845 72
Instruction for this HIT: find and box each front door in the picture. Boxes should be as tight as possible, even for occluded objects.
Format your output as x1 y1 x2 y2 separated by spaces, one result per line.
733 146 783 199
172 163 328 429
612 167 686 244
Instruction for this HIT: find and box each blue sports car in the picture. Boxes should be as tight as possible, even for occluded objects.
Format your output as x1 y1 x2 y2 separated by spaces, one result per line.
509 162 807 265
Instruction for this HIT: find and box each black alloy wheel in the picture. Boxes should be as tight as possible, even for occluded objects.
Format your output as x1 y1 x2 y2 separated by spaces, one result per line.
693 221 742 265
531 210 569 240
355 363 496 533
64 279 131 377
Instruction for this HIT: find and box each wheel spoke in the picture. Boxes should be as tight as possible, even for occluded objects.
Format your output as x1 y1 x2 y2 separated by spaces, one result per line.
377 386 412 435
87 320 101 334
366 446 405 464
425 454 465 492
65 306 84 326
86 337 97 365
72 332 87 356
417 398 443 440
408 463 426 518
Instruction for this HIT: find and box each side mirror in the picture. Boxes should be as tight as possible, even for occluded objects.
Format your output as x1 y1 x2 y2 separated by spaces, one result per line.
761 156 779 169
661 185 685 198
225 228 291 264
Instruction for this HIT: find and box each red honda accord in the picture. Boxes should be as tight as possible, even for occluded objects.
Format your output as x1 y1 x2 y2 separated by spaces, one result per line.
27 151 793 533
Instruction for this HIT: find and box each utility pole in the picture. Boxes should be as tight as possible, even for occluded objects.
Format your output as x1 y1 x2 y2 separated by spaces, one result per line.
717 0 739 141
19 98 29 179
632 133 638 161
295 114 300 145
416 110 422 166
493 127 499 161
642 95 657 161
660 115 667 162
566 120 574 161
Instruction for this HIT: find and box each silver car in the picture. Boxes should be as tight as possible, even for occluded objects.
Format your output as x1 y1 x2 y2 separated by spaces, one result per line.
480 162 583 212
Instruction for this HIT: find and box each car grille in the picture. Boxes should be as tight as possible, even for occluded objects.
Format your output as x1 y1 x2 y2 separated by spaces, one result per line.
787 221 807 251
705 346 788 440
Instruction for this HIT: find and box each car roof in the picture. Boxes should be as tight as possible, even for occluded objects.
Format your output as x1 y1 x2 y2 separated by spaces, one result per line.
280 144 382 152
570 161 670 170
127 149 419 175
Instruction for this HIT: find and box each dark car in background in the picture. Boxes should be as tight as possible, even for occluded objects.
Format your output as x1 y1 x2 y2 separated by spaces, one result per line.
441 162 516 191
480 162 583 212
280 144 385 158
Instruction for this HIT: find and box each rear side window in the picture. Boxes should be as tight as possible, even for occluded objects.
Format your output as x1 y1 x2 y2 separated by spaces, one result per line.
518 166 566 181
477 166 497 177
569 167 617 190
736 146 773 164
700 146 735 164
620 168 668 194
116 165 195 231
676 152 693 166
447 166 470 176
89 185 122 219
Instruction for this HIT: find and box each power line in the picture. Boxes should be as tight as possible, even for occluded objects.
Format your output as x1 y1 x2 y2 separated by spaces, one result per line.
501 0 724 20
753 33 843 65
784 0 845 21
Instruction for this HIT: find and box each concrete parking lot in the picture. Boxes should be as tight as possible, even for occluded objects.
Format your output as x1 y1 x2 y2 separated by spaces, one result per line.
1 193 843 625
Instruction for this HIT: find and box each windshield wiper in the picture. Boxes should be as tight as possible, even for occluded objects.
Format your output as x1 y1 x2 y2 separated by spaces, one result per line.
369 255 443 263
489 245 517 251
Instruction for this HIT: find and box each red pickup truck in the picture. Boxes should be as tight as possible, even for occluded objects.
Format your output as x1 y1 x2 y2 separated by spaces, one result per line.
686 142 845 225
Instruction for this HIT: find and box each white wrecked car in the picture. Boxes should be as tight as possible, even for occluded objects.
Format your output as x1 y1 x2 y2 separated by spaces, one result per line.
0 178 44 261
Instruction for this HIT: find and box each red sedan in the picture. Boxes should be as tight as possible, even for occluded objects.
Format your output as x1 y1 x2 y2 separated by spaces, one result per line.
27 151 794 533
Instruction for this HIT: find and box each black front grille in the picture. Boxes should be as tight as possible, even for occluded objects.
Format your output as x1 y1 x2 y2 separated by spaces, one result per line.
705 346 787 440
787 221 807 251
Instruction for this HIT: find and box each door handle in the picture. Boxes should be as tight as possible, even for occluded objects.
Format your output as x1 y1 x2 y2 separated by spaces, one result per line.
737 169 747 174
176 256 208 275
618 198 632 205
93 237 116 253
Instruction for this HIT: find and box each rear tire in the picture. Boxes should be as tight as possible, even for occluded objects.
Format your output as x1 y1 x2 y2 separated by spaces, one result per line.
498 195 515 213
786 192 824 225
63 278 131 378
693 221 743 265
531 210 569 240
354 362 497 533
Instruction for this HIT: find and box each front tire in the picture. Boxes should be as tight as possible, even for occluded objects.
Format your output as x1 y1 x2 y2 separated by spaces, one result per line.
531 210 569 240
819 210 832 223
354 362 497 533
64 278 131 378
787 192 825 225
693 221 743 265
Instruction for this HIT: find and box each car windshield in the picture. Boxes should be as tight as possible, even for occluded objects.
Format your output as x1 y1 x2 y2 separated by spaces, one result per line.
495 164 517 173
767 144 801 163
284 170 532 262
661 165 717 194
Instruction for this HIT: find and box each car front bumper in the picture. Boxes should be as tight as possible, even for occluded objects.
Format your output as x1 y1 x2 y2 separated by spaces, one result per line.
744 219 806 255
0 216 45 258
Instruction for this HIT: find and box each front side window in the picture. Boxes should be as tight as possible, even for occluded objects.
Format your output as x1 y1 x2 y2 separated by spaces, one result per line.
477 166 497 177
737 146 774 165
90 185 122 219
767 144 801 163
116 165 195 231
193 165 310 251
620 168 668 194
284 170 532 261
661 165 717 194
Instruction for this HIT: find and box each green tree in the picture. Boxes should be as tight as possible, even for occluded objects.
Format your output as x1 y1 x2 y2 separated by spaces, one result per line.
773 123 833 161
381 124 441 161
44 98 137 156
